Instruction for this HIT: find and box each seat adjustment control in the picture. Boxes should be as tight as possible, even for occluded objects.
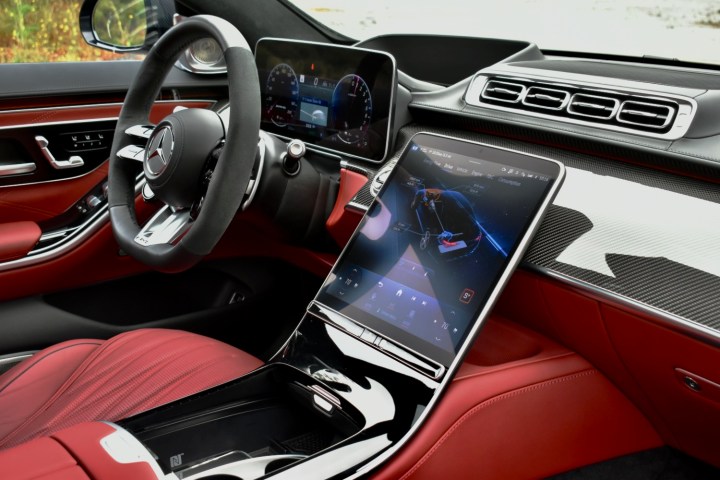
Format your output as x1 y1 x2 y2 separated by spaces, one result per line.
35 136 84 170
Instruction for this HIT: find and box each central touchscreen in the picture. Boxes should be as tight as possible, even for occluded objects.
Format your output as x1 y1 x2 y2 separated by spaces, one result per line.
316 133 564 366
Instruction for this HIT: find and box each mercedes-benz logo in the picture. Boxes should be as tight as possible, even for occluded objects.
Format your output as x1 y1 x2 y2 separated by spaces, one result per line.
145 126 174 176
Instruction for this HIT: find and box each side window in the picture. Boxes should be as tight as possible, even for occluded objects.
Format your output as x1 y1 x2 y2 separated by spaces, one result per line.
0 0 137 63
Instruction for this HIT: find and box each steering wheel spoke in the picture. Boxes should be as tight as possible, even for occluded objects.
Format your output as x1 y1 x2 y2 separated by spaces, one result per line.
134 205 192 247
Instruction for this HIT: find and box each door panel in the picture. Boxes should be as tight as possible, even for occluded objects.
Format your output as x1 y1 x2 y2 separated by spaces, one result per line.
0 60 233 346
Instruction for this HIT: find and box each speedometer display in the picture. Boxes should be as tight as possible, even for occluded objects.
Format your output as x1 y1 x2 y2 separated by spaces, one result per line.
265 63 300 127
333 74 372 145
255 38 396 162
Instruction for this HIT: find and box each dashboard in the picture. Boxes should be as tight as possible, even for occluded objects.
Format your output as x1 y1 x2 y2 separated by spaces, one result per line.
249 34 720 348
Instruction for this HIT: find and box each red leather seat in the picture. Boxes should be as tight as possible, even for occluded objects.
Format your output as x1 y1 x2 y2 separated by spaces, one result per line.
0 329 262 449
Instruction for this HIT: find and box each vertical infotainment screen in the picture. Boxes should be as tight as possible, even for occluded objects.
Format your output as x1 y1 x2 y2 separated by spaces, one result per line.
315 133 564 366
255 38 396 162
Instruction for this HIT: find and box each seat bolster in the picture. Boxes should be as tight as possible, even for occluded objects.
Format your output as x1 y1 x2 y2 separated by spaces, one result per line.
0 329 262 449
0 340 101 446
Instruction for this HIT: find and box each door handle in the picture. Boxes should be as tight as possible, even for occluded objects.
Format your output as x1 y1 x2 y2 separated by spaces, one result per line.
0 162 36 177
34 136 84 170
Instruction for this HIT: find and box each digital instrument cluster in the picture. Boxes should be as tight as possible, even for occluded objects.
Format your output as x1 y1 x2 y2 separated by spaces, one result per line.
255 39 396 162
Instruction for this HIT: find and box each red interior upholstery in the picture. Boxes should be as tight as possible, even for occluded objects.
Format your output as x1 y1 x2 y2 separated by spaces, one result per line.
0 329 262 450
603 306 720 467
0 221 42 262
325 168 367 247
0 436 89 480
372 318 662 480
53 422 160 480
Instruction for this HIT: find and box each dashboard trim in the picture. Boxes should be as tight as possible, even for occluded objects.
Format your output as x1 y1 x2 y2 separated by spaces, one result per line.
527 265 720 349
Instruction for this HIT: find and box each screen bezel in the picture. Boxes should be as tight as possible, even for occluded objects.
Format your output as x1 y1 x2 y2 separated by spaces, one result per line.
254 37 397 163
314 132 565 367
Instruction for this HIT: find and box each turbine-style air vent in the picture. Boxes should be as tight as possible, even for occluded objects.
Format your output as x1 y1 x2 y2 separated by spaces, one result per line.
568 93 619 119
617 100 675 129
481 80 525 103
522 86 569 110
465 74 690 138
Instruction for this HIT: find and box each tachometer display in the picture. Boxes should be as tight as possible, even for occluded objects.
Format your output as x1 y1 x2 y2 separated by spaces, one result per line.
256 39 396 162
332 74 372 145
265 63 300 127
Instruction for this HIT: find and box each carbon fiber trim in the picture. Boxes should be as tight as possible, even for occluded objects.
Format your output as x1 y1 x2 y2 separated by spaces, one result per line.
385 125 720 334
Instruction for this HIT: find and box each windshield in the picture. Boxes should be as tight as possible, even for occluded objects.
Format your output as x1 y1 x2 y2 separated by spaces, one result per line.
290 0 719 67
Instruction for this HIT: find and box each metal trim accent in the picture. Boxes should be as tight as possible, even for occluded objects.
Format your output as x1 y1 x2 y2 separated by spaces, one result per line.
241 135 267 211
0 352 34 367
481 80 526 104
0 162 36 177
522 86 570 110
34 135 84 170
617 100 675 129
133 205 191 247
567 92 620 119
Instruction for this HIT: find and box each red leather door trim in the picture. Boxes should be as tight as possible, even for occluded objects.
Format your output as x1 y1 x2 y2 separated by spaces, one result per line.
0 101 213 129
0 195 158 302
0 221 41 261
0 163 108 224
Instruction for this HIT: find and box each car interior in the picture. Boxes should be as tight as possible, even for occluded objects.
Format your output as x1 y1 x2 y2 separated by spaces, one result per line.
0 0 719 479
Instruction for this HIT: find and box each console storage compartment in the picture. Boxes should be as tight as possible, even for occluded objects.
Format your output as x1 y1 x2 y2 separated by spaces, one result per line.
119 364 362 478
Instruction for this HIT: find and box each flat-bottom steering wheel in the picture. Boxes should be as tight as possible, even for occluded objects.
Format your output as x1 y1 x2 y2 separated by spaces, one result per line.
108 15 260 272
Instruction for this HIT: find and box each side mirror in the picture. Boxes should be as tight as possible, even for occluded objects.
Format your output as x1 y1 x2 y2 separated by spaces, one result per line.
79 0 175 52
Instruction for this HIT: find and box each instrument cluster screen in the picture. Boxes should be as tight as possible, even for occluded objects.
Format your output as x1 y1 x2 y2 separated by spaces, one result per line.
255 38 396 162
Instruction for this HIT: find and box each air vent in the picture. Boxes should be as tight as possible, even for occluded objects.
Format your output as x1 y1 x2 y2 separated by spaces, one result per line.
617 101 675 129
481 80 525 103
568 93 619 119
522 87 569 110
465 74 694 139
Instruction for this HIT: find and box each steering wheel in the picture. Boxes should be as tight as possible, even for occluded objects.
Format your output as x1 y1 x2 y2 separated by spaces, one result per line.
108 16 260 272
